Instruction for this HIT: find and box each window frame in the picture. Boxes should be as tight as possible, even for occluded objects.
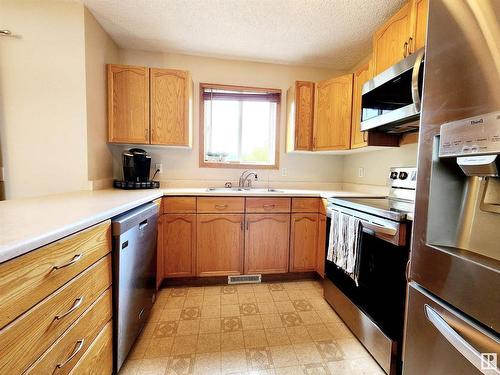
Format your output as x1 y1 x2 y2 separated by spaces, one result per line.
199 82 281 170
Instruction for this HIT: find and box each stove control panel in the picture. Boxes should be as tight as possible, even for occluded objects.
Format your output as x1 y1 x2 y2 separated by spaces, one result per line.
389 167 417 190
439 111 500 158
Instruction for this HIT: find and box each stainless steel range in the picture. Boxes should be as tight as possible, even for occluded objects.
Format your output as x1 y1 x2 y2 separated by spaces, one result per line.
324 167 416 374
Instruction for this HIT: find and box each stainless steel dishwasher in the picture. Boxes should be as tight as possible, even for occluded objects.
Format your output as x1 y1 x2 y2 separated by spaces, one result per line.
112 202 159 372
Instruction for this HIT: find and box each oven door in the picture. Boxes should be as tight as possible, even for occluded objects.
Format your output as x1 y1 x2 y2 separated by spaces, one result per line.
325 206 409 339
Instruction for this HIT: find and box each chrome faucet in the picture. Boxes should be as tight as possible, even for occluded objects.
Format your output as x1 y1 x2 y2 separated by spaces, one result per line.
238 170 258 189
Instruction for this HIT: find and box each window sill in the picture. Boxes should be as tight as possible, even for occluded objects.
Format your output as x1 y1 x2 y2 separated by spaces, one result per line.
199 160 278 170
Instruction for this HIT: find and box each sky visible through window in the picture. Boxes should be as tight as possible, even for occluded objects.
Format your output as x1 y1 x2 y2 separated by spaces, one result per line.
204 92 277 165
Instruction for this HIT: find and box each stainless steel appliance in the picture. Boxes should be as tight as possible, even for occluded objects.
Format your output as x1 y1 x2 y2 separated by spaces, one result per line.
403 1 500 374
324 167 417 374
361 49 424 133
112 202 159 372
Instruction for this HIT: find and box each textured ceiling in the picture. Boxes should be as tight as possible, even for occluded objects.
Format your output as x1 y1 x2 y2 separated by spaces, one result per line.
83 0 406 70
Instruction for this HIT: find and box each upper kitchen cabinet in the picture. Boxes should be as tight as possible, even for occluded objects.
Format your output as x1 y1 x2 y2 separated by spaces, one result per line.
372 0 429 75
150 68 192 146
107 65 150 144
107 64 192 146
350 61 372 149
410 0 429 52
372 3 412 75
313 73 353 151
286 81 315 151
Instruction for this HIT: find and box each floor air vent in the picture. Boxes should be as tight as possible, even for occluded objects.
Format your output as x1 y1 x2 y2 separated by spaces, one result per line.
228 275 262 284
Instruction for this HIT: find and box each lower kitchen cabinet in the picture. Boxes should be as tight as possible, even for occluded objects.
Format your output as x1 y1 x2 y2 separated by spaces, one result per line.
290 213 319 272
245 214 290 274
197 214 244 276
159 214 196 278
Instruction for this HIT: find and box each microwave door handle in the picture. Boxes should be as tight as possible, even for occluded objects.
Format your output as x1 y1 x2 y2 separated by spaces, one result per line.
411 49 425 112
424 304 500 375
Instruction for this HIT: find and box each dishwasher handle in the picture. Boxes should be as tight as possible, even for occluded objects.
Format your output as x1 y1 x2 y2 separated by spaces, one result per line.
139 219 148 230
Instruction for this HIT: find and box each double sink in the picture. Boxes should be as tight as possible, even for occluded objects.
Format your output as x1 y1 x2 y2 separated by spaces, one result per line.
206 187 284 193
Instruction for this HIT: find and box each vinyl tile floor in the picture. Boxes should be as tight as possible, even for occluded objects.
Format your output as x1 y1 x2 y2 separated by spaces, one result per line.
119 280 385 375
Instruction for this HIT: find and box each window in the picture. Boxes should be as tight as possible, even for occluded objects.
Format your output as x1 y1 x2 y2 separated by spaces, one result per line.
200 83 281 169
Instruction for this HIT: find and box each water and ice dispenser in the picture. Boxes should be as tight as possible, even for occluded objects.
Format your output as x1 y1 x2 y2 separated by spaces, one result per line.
427 111 500 261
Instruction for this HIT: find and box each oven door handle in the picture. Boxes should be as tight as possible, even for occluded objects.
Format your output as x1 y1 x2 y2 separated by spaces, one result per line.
361 221 398 236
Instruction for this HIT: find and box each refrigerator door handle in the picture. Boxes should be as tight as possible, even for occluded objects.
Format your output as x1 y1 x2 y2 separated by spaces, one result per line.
424 304 500 374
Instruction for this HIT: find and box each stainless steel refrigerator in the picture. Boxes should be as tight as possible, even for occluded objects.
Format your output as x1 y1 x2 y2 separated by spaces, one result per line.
403 0 500 374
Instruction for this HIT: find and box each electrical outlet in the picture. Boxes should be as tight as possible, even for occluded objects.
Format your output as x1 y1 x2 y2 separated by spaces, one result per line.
358 167 365 178
281 168 288 177
155 163 163 174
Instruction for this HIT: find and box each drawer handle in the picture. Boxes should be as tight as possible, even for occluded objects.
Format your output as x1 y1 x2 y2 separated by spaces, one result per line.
55 297 83 320
263 204 276 210
56 339 85 368
215 204 228 210
53 254 82 270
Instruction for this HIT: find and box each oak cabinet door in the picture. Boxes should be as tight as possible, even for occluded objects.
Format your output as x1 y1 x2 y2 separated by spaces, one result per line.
316 214 327 278
244 214 290 274
290 213 319 272
107 64 149 144
150 68 192 146
313 74 353 151
286 81 315 151
350 61 372 149
410 0 429 52
196 214 244 276
372 2 412 75
160 214 196 278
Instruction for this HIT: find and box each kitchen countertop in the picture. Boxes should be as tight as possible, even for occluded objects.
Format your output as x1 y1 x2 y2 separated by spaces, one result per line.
0 187 382 264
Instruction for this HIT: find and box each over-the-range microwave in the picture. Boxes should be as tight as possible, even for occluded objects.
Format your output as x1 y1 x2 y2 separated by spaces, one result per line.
361 48 425 133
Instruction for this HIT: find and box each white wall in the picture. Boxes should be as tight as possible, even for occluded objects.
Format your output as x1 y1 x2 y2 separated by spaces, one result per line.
342 143 418 186
0 0 89 199
84 8 119 188
114 50 346 187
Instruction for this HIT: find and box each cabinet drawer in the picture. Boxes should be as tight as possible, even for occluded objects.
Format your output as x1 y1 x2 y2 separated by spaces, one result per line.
245 198 291 213
292 198 320 213
0 255 112 374
25 288 112 374
162 197 196 213
197 197 245 213
0 221 111 329
69 320 113 375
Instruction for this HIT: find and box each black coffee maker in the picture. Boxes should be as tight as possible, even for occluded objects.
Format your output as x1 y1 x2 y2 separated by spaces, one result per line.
114 148 160 189
123 148 151 182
